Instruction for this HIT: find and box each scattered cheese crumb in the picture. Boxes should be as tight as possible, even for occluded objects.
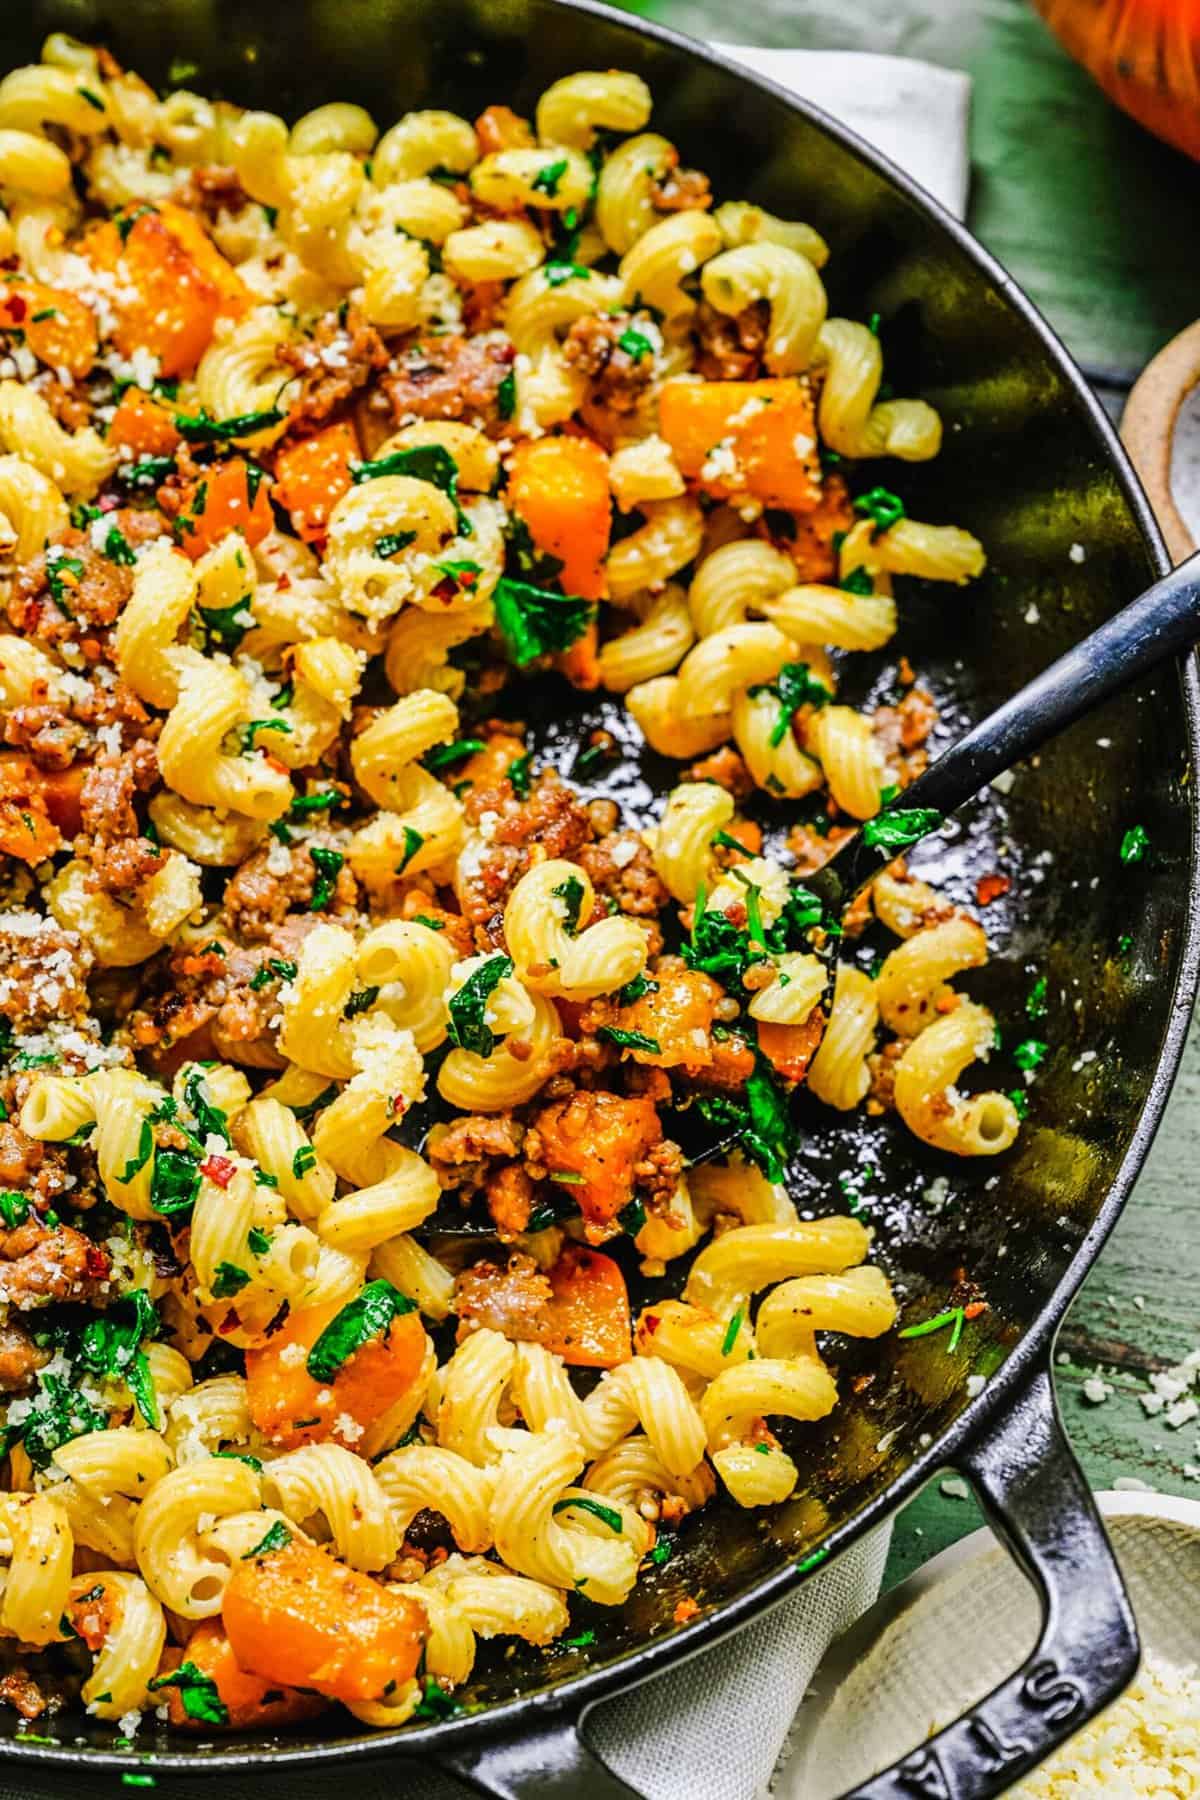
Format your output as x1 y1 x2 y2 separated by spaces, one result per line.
1009 1654 1200 1797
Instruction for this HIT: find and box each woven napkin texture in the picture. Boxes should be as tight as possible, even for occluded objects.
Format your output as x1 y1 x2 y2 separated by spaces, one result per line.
0 45 970 1800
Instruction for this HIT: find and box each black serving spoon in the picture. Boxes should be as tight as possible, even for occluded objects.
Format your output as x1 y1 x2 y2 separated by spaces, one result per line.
414 549 1200 1233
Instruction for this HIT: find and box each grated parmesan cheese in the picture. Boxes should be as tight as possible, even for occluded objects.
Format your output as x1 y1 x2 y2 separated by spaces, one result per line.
1010 1655 1200 1797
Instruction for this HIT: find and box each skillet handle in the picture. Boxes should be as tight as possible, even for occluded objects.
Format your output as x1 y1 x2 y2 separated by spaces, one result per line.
839 1362 1138 1799
436 1711 644 1800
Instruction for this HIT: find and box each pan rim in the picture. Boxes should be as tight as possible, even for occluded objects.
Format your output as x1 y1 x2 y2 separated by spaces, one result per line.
4 0 1197 1772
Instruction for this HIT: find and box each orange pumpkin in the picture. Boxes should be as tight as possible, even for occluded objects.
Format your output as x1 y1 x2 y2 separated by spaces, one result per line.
1032 0 1200 161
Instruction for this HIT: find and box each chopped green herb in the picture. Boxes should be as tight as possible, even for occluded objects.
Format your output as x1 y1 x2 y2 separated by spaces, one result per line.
174 407 284 442
288 788 347 817
721 1305 746 1357
308 846 344 912
1013 1038 1048 1072
238 718 292 753
30 307 58 323
122 1776 157 1789
507 751 533 798
344 986 380 1019
76 1290 160 1428
598 1026 662 1055
424 738 485 771
196 596 254 653
116 455 176 491
497 368 517 420
551 1495 623 1532
243 1519 292 1558
617 326 654 361
618 1196 647 1236
149 1147 201 1218
898 1305 965 1353
1026 975 1048 1020
853 485 905 534
840 565 874 596
796 1546 830 1574
46 552 85 612
561 1629 597 1649
77 86 106 111
1116 933 1134 959
212 1263 250 1298
531 157 569 196
0 1190 28 1227
11 1050 57 1071
351 444 471 535
102 524 137 567
1120 824 1150 864
306 1278 414 1383
168 57 200 82
292 1145 317 1180
747 661 832 748
648 1537 673 1567
373 529 417 560
149 1661 229 1727
573 741 613 779
413 1677 463 1721
861 807 943 854
616 972 657 1007
118 1118 154 1185
247 1226 272 1257
182 1066 230 1146
253 1170 278 1189
551 873 586 934
447 954 513 1058
544 260 592 288
1009 1087 1030 1120
413 914 445 932
493 576 594 666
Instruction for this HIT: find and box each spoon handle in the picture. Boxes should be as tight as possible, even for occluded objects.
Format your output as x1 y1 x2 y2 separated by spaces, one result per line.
807 547 1200 911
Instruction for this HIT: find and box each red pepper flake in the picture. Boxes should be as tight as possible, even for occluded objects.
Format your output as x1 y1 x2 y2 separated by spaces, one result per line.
431 579 458 604
975 873 1011 907
672 1597 700 1625
642 1313 660 1335
84 1243 111 1280
200 1154 236 1188
5 294 26 322
98 493 119 512
963 1300 988 1321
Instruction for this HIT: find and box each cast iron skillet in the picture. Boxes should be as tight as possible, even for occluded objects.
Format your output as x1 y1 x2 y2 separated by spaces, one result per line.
5 2 1199 1795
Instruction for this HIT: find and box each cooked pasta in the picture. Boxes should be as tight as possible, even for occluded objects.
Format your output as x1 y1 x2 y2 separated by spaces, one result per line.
0 36 1020 1744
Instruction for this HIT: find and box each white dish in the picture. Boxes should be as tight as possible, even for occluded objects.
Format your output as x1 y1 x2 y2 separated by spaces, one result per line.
776 1491 1200 1798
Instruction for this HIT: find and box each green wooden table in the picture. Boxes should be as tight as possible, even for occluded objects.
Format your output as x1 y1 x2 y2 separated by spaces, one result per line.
610 0 1200 1581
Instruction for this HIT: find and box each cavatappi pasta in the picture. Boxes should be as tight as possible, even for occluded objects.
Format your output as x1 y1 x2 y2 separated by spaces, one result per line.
0 36 1019 1743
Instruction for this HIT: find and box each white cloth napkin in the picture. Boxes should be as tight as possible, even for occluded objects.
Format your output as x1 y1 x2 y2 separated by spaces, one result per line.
0 47 969 1800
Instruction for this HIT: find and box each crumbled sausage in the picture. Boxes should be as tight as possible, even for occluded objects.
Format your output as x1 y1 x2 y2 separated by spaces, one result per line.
0 915 92 1031
9 530 133 643
277 305 388 430
453 1251 552 1344
379 332 515 430
562 315 655 415
0 1322 48 1393
684 746 755 801
0 1218 107 1309
0 1670 49 1720
693 299 769 381
221 839 356 941
873 686 938 788
578 829 670 918
2 704 86 770
78 740 159 844
650 152 712 214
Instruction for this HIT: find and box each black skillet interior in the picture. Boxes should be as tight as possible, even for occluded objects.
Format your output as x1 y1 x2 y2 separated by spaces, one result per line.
3 0 1195 1766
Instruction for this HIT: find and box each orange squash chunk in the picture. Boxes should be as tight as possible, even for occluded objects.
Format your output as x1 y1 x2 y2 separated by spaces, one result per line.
659 377 823 511
82 211 221 377
272 421 358 543
0 280 97 378
156 1620 327 1732
508 435 611 601
222 1539 426 1705
245 1300 427 1450
107 386 181 459
176 457 273 560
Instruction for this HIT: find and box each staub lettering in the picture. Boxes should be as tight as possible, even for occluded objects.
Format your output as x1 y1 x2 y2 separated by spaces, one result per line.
895 1748 951 1798
1023 1658 1086 1725
969 1714 1030 1770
